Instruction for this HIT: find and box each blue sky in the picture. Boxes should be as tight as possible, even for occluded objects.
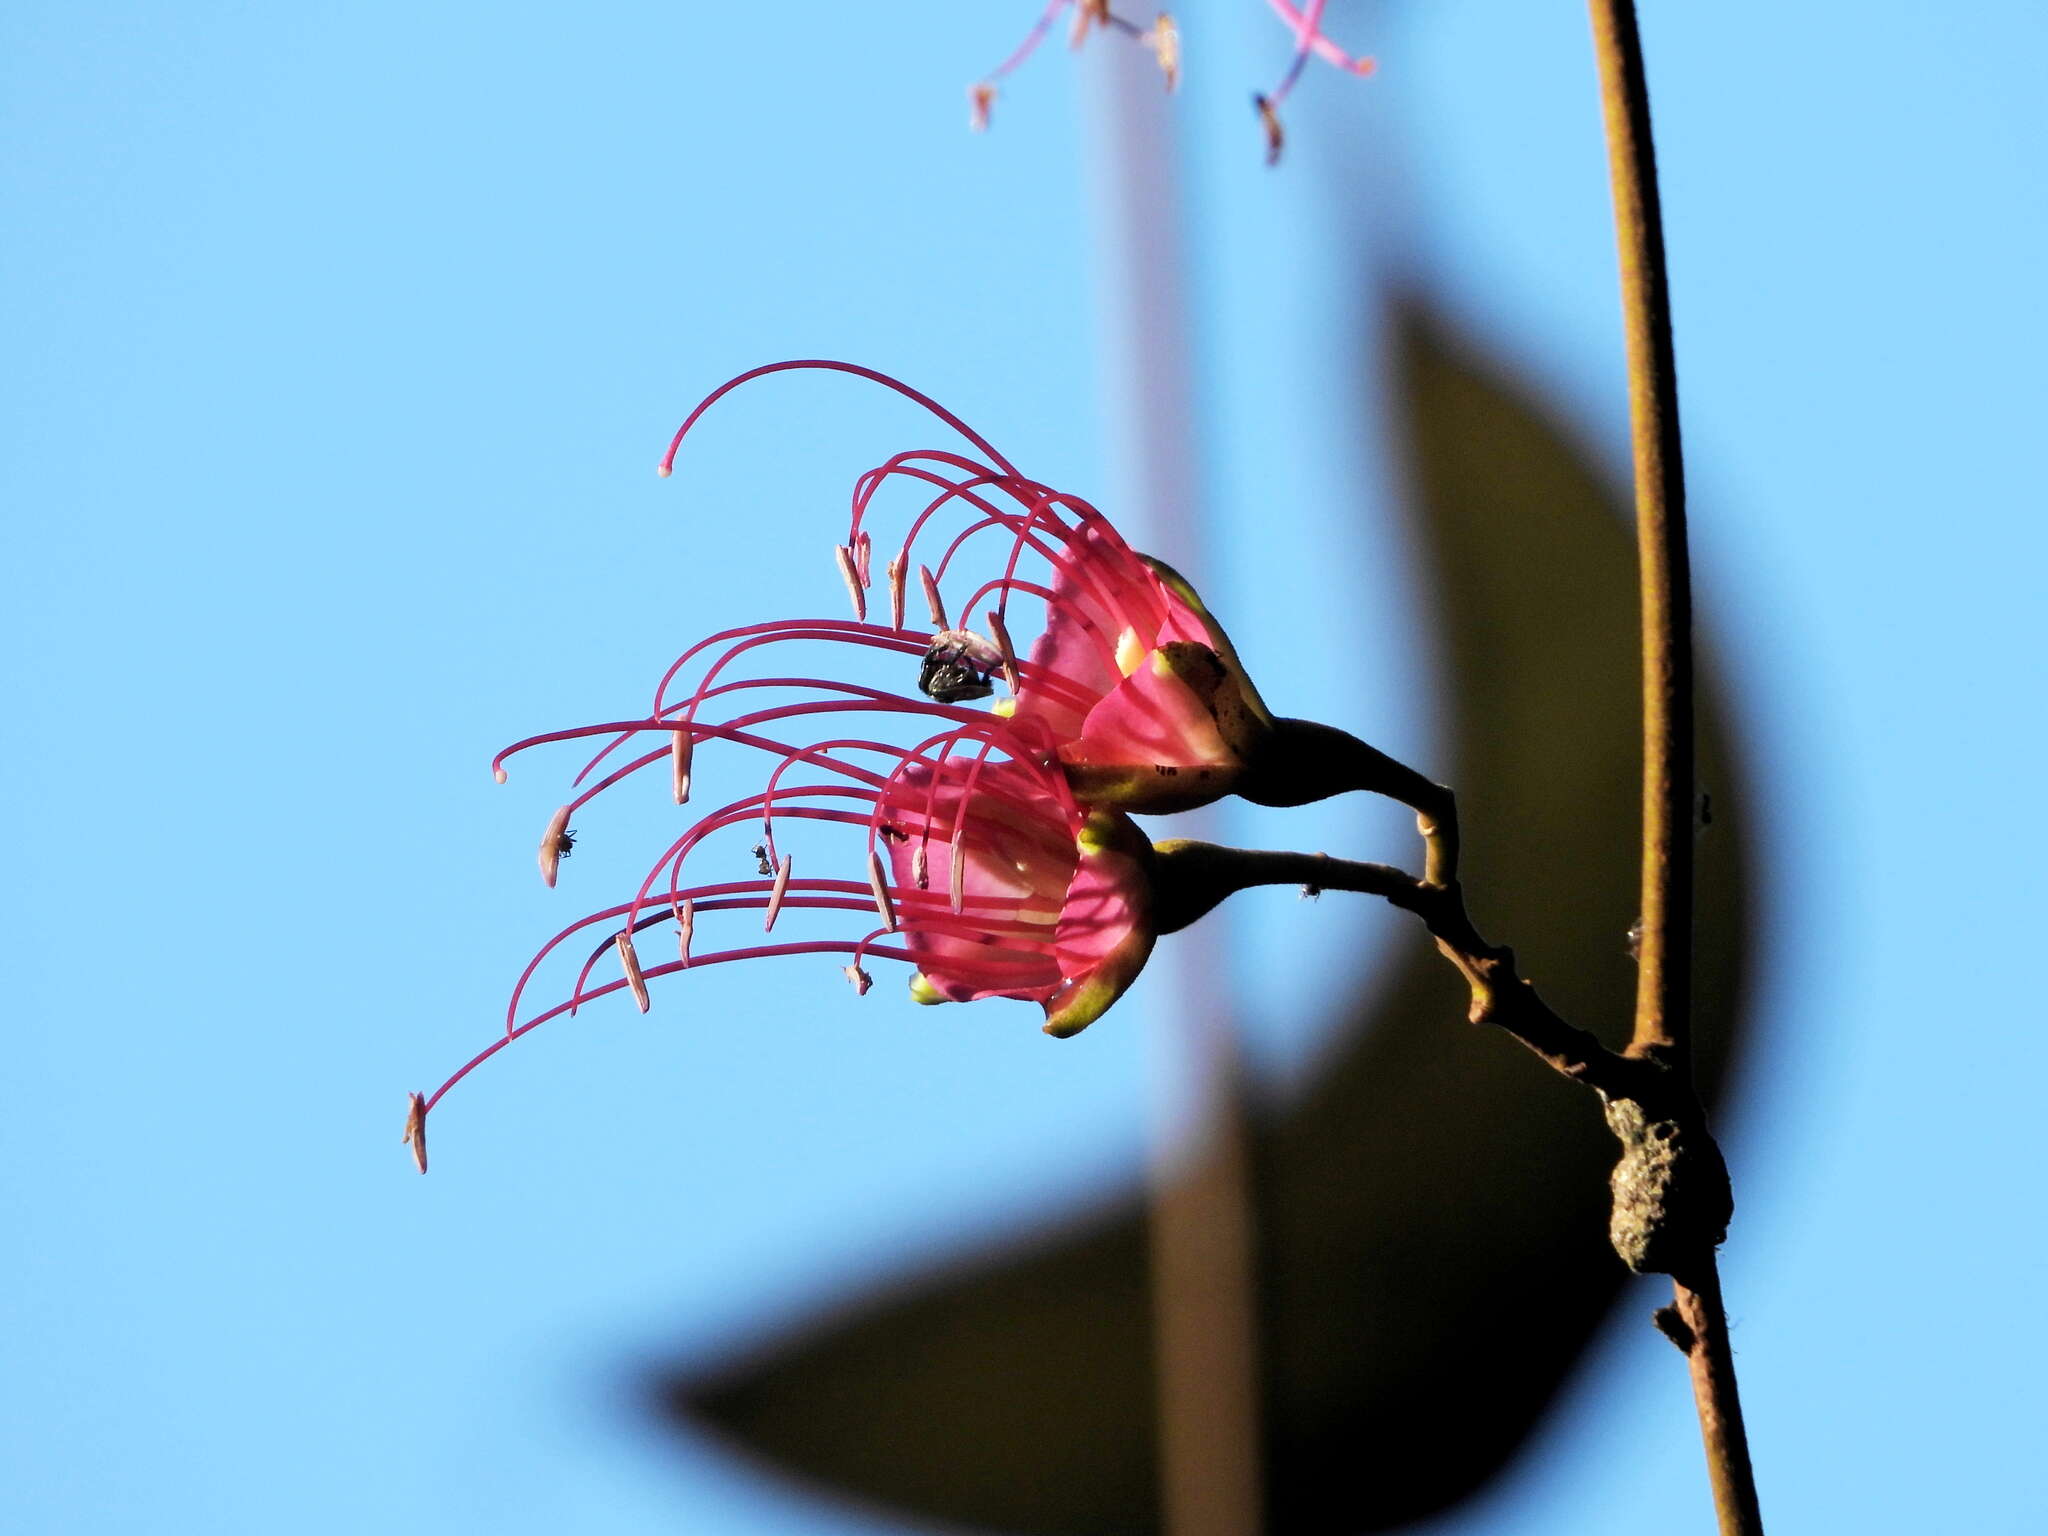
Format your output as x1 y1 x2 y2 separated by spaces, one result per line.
5 3 2044 1533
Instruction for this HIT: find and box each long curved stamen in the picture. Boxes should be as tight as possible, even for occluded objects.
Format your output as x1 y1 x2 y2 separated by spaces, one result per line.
432 940 935 1114
899 474 1157 649
553 873 1067 1033
851 446 1057 547
660 360 1020 482
868 465 1149 659
641 782 884 943
509 875 865 1035
616 711 1063 945
498 868 1070 1081
499 699 1017 804
649 618 927 736
550 620 925 791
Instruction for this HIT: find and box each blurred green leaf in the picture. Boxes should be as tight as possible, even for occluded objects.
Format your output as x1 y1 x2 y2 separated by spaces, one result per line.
642 302 1754 1533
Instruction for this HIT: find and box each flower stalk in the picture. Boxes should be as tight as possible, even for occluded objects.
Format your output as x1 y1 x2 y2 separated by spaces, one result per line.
1587 2 1764 1531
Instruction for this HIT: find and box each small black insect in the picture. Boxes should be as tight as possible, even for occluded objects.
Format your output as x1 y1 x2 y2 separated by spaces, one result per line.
553 827 578 859
751 842 775 876
917 635 996 704
877 822 909 844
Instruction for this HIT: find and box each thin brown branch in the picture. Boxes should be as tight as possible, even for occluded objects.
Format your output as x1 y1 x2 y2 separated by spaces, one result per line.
1149 843 1639 1098
1667 1266 1767 1536
1239 717 1460 887
1588 0 1693 1069
1588 5 1764 1533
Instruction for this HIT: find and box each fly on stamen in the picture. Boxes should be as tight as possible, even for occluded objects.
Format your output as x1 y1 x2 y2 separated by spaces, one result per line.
616 932 652 1012
866 850 898 931
751 842 775 876
918 632 998 704
539 806 574 888
764 854 794 931
833 544 867 621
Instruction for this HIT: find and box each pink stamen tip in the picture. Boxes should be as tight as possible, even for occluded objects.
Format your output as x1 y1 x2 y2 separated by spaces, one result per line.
764 854 794 932
950 842 966 914
403 1092 428 1174
834 545 867 621
887 554 908 633
843 963 873 996
969 82 996 132
493 767 508 785
866 850 898 932
616 932 652 1012
985 609 1021 694
677 896 696 965
855 530 874 587
670 730 694 805
538 806 572 888
656 463 673 479
919 564 948 630
913 842 930 889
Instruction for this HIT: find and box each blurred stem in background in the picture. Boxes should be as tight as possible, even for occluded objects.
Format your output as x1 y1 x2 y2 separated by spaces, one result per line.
1085 39 1266 1536
1586 3 1765 1531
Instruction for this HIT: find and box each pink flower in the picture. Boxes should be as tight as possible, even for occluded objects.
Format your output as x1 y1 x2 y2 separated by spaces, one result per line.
407 685 1156 1167
658 360 1272 816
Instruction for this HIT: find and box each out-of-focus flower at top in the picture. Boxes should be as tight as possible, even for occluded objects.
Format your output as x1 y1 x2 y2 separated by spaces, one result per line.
970 3 1179 131
1254 0 1375 165
967 1 1372 163
659 360 1274 817
406 696 1157 1170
